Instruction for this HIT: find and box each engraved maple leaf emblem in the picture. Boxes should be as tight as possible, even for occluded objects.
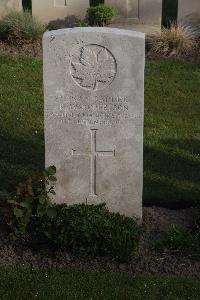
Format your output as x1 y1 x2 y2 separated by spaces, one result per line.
71 45 116 90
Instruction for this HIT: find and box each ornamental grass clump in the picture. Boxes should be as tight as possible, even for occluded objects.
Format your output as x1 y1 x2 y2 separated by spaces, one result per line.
148 23 198 57
0 11 46 42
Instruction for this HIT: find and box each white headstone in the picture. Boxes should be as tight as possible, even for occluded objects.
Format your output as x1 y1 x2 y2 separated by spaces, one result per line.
31 0 89 23
105 0 162 26
178 0 200 27
44 27 145 220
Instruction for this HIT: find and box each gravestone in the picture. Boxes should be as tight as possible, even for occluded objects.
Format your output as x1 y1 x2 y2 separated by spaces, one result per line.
44 27 145 220
178 0 200 27
31 0 89 23
0 0 22 20
105 0 162 26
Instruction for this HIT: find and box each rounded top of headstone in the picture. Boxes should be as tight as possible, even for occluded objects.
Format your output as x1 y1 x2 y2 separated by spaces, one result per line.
43 27 145 41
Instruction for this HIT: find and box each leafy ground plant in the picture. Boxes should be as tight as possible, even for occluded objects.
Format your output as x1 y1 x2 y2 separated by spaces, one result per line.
1 166 57 240
154 224 200 259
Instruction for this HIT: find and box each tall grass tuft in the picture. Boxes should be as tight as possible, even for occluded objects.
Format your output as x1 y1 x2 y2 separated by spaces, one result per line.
148 23 199 57
0 11 46 42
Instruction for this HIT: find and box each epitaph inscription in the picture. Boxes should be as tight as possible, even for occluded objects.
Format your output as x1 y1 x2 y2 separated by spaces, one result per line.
70 44 117 91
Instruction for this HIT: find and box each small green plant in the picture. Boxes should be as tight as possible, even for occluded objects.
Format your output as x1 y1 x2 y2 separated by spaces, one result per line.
155 224 193 251
87 4 116 27
147 23 198 57
155 224 200 259
0 10 46 42
37 203 141 260
192 217 200 245
3 166 57 240
76 20 88 27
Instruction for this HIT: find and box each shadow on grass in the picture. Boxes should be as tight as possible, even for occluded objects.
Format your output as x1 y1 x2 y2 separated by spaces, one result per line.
144 138 200 208
162 139 200 157
0 132 44 194
0 133 199 208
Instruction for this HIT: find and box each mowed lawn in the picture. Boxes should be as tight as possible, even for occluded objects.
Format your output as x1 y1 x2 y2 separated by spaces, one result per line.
0 267 200 300
0 55 199 208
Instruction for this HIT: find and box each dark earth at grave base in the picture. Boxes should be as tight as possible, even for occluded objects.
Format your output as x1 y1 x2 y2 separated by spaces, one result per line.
0 207 199 279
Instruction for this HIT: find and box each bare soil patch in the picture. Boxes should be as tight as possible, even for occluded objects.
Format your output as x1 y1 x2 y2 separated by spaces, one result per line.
0 40 42 58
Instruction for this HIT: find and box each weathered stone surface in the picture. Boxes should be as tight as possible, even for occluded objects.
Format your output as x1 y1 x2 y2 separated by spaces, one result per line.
44 27 144 220
178 0 200 26
105 0 162 26
32 0 89 23
0 0 22 20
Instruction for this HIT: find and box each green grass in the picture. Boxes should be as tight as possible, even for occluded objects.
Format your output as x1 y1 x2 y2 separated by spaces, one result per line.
0 55 199 208
0 55 44 194
0 267 199 300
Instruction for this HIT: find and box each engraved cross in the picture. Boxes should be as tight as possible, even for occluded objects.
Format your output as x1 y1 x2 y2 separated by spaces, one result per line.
72 129 115 196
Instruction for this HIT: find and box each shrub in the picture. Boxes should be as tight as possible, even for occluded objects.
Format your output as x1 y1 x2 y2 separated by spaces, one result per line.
37 203 141 260
87 5 116 27
148 23 198 57
0 11 46 42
